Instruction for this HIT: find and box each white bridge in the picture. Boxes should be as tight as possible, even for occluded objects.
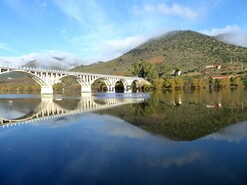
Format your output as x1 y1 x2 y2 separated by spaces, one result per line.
0 95 146 128
0 65 145 94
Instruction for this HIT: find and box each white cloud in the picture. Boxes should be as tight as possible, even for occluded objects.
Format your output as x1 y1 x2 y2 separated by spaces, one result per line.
0 42 16 53
53 0 119 62
66 34 149 63
95 114 150 139
205 121 247 143
218 33 247 47
53 0 83 23
142 151 201 168
0 50 85 69
101 35 148 59
162 151 201 168
199 25 241 36
0 56 21 66
199 25 247 47
53 0 109 31
134 3 199 20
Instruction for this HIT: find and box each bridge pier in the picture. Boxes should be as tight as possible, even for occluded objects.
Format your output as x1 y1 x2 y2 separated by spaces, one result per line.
106 86 115 93
41 86 53 95
81 86 92 93
41 94 54 102
124 86 132 93
81 92 93 97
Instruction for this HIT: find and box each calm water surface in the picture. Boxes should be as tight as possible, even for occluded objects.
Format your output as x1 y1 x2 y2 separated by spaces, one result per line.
1 90 247 185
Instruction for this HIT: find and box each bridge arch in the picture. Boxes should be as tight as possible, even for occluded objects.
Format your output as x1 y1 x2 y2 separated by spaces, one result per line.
55 74 82 93
131 79 142 92
0 69 48 86
114 79 128 92
0 69 47 92
91 77 112 92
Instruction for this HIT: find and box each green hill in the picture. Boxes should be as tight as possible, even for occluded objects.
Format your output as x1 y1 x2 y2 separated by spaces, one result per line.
73 30 247 75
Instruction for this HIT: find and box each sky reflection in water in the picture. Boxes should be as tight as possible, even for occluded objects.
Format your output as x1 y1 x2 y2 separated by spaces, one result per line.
0 91 247 185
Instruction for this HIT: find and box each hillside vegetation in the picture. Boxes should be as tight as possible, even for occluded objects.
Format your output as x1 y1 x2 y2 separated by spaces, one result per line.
73 30 247 75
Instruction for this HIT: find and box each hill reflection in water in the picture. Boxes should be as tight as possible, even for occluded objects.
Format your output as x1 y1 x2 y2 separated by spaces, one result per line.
98 89 247 141
1 91 247 185
1 89 247 141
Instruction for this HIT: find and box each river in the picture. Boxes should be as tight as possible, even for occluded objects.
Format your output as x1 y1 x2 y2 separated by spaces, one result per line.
0 89 247 185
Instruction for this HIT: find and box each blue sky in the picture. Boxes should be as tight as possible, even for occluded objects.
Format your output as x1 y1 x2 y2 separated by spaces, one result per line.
0 0 247 65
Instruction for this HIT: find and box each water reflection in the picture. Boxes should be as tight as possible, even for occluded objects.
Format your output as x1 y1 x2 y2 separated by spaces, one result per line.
2 89 247 142
0 98 40 119
1 91 247 185
0 94 146 127
99 89 247 141
206 120 247 143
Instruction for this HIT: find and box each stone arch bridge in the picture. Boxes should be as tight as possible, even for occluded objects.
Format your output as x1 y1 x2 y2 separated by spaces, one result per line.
0 66 146 94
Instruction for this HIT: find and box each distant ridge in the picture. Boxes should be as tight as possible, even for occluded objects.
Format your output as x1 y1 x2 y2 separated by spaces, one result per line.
24 56 83 70
73 30 247 75
0 52 84 70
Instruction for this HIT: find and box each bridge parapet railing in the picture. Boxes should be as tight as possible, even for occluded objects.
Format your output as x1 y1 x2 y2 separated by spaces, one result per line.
0 65 144 81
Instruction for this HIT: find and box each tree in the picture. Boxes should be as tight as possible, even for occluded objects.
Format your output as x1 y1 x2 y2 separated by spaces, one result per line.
152 78 164 92
219 78 230 88
209 78 220 89
131 61 158 82
155 63 173 78
192 78 204 90
232 77 242 87
164 78 175 89
174 77 184 90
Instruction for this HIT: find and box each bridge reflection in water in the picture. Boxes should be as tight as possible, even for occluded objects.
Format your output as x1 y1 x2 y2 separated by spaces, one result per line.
0 94 147 128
